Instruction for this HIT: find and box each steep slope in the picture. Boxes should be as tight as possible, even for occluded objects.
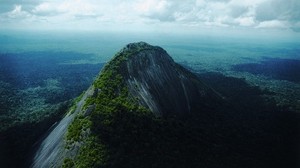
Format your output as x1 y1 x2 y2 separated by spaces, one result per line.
113 42 224 116
31 42 300 168
31 86 96 168
58 42 234 167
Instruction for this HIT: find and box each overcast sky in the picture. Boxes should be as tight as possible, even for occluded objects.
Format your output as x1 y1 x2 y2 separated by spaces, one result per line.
1 0 300 36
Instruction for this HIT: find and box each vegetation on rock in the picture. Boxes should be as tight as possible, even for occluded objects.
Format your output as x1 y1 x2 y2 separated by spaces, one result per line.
0 51 103 167
65 42 299 168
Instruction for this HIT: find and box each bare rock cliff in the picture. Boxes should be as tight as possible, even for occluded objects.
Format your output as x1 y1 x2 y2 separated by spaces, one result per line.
116 42 224 116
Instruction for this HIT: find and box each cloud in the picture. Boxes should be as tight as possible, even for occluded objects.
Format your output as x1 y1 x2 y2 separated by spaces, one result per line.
57 0 97 16
256 20 289 29
0 0 299 32
235 16 255 26
135 0 300 31
256 0 300 21
135 0 179 22
229 5 249 18
0 0 39 13
32 2 62 16
5 5 32 19
254 0 300 30
31 1 101 18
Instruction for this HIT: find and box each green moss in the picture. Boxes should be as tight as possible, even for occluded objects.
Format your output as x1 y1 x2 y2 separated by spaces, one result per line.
75 136 108 168
82 97 95 110
63 43 300 167
62 158 75 168
66 115 91 146
65 44 160 167
67 45 154 167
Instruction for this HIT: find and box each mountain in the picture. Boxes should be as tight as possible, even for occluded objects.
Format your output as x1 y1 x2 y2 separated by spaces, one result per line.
107 42 225 116
31 42 299 168
31 42 230 167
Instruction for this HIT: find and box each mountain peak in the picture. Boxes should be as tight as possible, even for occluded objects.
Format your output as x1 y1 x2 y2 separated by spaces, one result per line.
31 42 228 167
123 41 153 50
117 41 157 55
114 41 168 63
100 42 223 116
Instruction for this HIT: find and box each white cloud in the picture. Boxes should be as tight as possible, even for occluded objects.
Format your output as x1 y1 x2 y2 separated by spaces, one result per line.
135 0 168 14
7 5 31 19
58 0 97 16
135 0 179 22
0 0 299 33
256 20 289 29
32 2 61 16
235 16 255 26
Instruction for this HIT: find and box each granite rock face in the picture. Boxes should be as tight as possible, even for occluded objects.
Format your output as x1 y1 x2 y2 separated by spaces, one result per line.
31 42 299 168
31 42 226 167
117 42 223 116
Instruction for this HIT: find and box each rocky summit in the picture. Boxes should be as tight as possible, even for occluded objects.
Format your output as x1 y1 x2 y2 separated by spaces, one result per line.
113 42 225 116
31 42 299 168
31 42 231 168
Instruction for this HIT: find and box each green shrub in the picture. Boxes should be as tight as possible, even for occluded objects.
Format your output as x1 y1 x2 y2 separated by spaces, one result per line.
66 115 91 144
62 158 74 168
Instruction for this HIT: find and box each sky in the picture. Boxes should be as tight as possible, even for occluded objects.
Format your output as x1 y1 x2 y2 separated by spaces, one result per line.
0 0 300 37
